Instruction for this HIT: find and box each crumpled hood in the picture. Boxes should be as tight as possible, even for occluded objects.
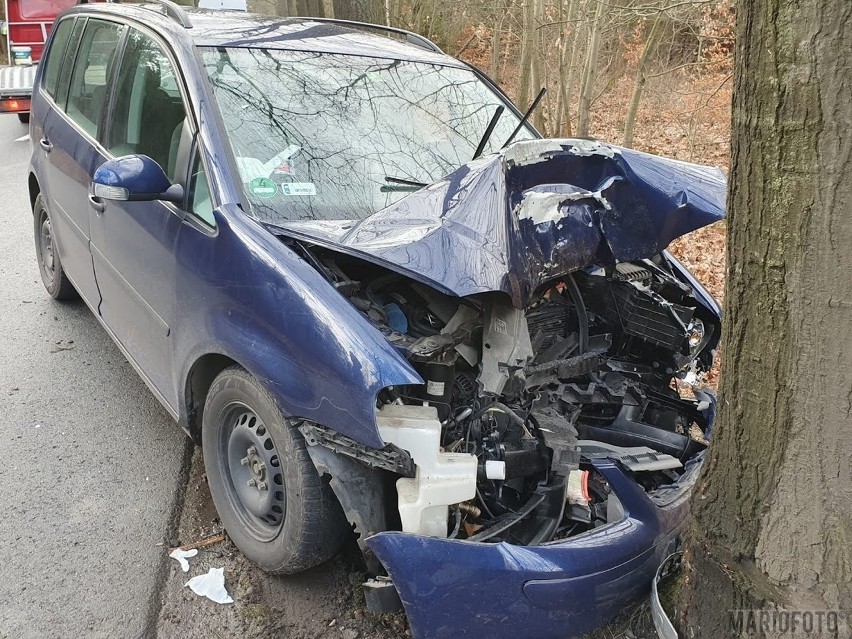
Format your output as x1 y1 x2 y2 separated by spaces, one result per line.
271 139 726 308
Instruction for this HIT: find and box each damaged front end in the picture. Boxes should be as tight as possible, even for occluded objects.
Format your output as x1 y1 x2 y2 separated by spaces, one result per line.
273 139 724 638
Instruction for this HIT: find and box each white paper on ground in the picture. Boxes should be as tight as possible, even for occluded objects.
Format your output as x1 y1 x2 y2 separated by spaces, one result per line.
168 548 198 572
185 567 234 604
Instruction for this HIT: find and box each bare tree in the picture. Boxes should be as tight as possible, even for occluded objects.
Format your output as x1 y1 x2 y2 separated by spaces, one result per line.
489 0 505 82
622 16 661 147
677 0 852 634
554 0 579 136
516 0 536 110
333 0 383 23
576 0 603 136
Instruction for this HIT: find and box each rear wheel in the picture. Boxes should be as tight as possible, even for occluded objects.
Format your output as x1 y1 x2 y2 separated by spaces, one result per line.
33 194 77 301
202 366 348 574
18 112 29 124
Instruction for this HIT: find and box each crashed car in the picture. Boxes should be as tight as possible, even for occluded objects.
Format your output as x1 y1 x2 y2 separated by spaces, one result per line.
28 4 724 638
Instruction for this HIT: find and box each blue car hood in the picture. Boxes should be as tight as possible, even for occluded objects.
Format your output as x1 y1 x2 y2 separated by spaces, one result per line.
273 139 726 308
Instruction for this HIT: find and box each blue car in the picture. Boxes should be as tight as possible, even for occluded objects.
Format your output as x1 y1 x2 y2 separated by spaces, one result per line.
27 3 725 637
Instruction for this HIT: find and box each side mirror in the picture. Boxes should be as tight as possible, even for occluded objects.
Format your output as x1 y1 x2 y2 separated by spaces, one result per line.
92 154 184 203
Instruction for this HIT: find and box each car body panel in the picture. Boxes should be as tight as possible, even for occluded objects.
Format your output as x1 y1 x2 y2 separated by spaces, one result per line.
170 204 422 448
272 139 726 308
367 457 699 639
37 97 105 306
91 195 182 404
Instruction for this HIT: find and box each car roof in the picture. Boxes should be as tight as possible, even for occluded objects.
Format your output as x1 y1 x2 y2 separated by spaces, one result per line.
65 4 465 67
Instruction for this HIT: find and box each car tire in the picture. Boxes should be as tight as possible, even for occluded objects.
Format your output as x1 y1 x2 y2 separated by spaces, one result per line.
18 112 29 124
202 365 348 574
34 194 78 301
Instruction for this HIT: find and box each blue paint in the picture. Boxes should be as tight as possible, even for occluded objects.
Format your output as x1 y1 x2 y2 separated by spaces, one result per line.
367 459 697 638
93 154 173 198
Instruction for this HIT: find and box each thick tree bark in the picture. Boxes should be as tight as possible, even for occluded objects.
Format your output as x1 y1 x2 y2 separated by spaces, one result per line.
678 0 852 635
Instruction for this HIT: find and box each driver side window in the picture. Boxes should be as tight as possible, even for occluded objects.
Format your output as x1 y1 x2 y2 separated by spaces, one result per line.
106 29 187 182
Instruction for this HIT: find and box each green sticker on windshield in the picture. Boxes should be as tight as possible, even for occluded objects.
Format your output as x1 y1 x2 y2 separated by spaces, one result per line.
249 177 277 199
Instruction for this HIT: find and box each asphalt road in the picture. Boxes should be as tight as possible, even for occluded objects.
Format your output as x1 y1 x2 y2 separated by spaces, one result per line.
0 114 190 638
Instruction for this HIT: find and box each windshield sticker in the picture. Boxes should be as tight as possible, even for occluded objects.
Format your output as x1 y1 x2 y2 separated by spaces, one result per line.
281 182 317 196
248 177 277 199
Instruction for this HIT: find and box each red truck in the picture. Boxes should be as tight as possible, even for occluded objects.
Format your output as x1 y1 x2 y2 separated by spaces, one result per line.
0 0 77 122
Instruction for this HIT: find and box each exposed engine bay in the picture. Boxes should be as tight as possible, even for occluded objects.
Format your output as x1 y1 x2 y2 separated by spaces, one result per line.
295 242 719 547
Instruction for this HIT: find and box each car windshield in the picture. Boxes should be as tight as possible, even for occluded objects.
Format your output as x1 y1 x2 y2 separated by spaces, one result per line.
200 47 536 224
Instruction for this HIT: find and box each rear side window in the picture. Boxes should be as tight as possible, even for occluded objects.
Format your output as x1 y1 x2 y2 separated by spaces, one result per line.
66 19 123 137
40 17 74 99
54 17 87 107
106 28 187 180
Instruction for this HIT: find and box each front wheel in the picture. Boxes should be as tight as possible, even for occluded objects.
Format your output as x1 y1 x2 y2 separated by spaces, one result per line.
202 366 348 574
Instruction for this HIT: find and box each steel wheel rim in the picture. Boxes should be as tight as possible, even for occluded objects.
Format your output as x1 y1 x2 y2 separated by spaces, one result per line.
221 402 286 541
39 215 55 281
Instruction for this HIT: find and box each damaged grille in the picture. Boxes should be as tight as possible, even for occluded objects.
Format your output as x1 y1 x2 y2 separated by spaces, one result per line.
576 269 694 352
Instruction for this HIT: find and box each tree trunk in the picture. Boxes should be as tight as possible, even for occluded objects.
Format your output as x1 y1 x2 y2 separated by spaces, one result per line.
678 0 852 635
529 0 545 133
576 0 603 137
622 16 661 148
332 0 383 23
555 0 576 137
516 0 535 109
561 0 586 136
489 0 503 82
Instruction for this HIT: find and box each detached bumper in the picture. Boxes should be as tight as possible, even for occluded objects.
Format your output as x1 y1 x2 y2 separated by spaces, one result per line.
366 459 696 639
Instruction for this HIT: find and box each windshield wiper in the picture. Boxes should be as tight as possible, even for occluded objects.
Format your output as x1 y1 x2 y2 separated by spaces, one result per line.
501 87 547 149
472 105 505 160
384 176 427 187
382 176 427 193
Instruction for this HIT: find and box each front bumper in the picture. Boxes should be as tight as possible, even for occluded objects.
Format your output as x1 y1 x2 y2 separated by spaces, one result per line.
366 458 697 639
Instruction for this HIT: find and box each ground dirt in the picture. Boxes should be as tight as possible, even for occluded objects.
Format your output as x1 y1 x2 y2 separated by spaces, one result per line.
155 448 408 639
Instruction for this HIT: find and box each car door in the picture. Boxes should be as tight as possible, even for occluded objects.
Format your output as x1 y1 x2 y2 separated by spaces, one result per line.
35 15 110 306
88 26 193 409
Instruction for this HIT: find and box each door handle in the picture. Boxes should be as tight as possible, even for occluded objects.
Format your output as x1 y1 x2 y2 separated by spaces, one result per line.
39 137 52 152
88 194 105 213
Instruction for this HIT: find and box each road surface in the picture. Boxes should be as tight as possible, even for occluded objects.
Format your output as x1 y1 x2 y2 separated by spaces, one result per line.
0 113 190 638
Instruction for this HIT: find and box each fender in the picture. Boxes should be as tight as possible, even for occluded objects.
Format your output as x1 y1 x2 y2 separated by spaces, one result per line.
172 203 422 449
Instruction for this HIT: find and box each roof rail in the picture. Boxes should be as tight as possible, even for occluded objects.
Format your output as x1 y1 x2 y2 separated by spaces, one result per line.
305 18 442 54
78 0 194 28
147 0 193 28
